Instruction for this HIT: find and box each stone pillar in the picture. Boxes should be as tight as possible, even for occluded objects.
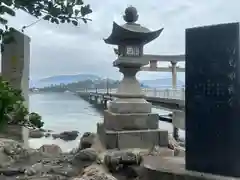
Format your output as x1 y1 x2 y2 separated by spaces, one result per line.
171 61 178 140
186 22 240 177
171 61 177 89
1 29 30 147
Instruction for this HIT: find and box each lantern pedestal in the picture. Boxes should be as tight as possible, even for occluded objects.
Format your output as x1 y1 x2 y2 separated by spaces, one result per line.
98 57 169 149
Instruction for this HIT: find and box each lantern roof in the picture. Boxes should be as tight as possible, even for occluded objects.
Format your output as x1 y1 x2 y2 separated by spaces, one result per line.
104 6 163 45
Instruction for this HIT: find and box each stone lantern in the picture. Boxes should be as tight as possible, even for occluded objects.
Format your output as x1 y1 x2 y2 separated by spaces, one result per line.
97 6 168 149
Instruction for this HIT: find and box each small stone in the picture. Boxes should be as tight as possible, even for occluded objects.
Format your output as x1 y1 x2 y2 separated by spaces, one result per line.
24 162 43 176
50 165 80 177
44 133 51 138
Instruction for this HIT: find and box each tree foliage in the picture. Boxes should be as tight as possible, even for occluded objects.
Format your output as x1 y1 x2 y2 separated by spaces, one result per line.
29 112 44 128
0 76 44 129
34 79 120 92
0 0 92 45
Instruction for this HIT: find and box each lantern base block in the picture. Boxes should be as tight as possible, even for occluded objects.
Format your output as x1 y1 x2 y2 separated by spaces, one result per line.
97 122 168 149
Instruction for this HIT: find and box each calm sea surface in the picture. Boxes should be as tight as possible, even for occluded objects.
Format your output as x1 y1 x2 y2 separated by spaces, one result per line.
29 92 184 152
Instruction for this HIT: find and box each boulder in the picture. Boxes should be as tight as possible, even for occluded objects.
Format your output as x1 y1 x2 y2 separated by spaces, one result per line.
168 135 179 150
39 144 62 156
174 146 185 157
103 150 142 172
52 131 79 141
168 135 185 157
79 132 95 150
147 146 174 157
29 129 44 138
52 133 61 139
39 128 53 132
49 165 80 177
60 131 79 141
72 148 98 164
0 149 14 168
73 165 117 180
0 168 25 176
16 174 67 180
0 139 35 167
3 141 30 161
24 162 44 176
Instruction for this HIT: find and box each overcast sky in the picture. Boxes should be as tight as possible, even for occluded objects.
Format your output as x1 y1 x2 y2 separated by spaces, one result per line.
4 0 240 81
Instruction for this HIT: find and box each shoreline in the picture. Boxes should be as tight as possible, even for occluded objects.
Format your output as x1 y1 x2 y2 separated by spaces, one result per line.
0 130 185 180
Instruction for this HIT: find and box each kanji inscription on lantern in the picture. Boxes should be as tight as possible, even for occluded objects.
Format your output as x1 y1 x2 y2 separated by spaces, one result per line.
126 46 141 56
186 22 240 177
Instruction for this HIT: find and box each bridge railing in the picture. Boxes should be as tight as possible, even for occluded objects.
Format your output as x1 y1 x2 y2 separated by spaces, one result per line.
77 88 185 100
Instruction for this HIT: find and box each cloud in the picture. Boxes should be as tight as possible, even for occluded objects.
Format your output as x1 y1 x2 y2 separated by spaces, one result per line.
2 0 240 81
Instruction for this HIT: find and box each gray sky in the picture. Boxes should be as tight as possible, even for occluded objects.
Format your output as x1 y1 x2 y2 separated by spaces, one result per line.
5 0 240 81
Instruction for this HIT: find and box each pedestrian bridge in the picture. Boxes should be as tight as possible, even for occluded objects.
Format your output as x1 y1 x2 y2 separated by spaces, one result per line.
76 88 185 110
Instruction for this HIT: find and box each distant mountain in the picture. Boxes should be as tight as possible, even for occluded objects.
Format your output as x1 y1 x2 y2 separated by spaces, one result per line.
30 74 185 89
30 74 101 88
140 78 185 89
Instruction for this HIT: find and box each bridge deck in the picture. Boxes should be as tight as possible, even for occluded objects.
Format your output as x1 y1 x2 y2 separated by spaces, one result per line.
76 88 185 131
77 88 185 109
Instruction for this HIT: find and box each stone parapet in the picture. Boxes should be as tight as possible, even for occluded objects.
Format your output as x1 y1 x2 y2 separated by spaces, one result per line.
142 156 236 180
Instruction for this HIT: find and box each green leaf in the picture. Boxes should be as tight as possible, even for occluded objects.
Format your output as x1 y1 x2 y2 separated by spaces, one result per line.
82 18 87 23
74 9 80 16
43 14 51 20
50 17 55 23
72 20 78 26
66 4 73 15
0 6 15 16
60 18 65 23
55 18 59 24
1 0 13 7
80 5 92 17
0 17 7 25
76 0 83 5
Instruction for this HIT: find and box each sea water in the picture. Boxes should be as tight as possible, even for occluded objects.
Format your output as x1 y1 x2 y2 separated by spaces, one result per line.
29 92 184 151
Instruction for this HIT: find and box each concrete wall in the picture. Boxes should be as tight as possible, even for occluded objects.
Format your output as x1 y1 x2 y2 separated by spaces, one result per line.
1 29 30 147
